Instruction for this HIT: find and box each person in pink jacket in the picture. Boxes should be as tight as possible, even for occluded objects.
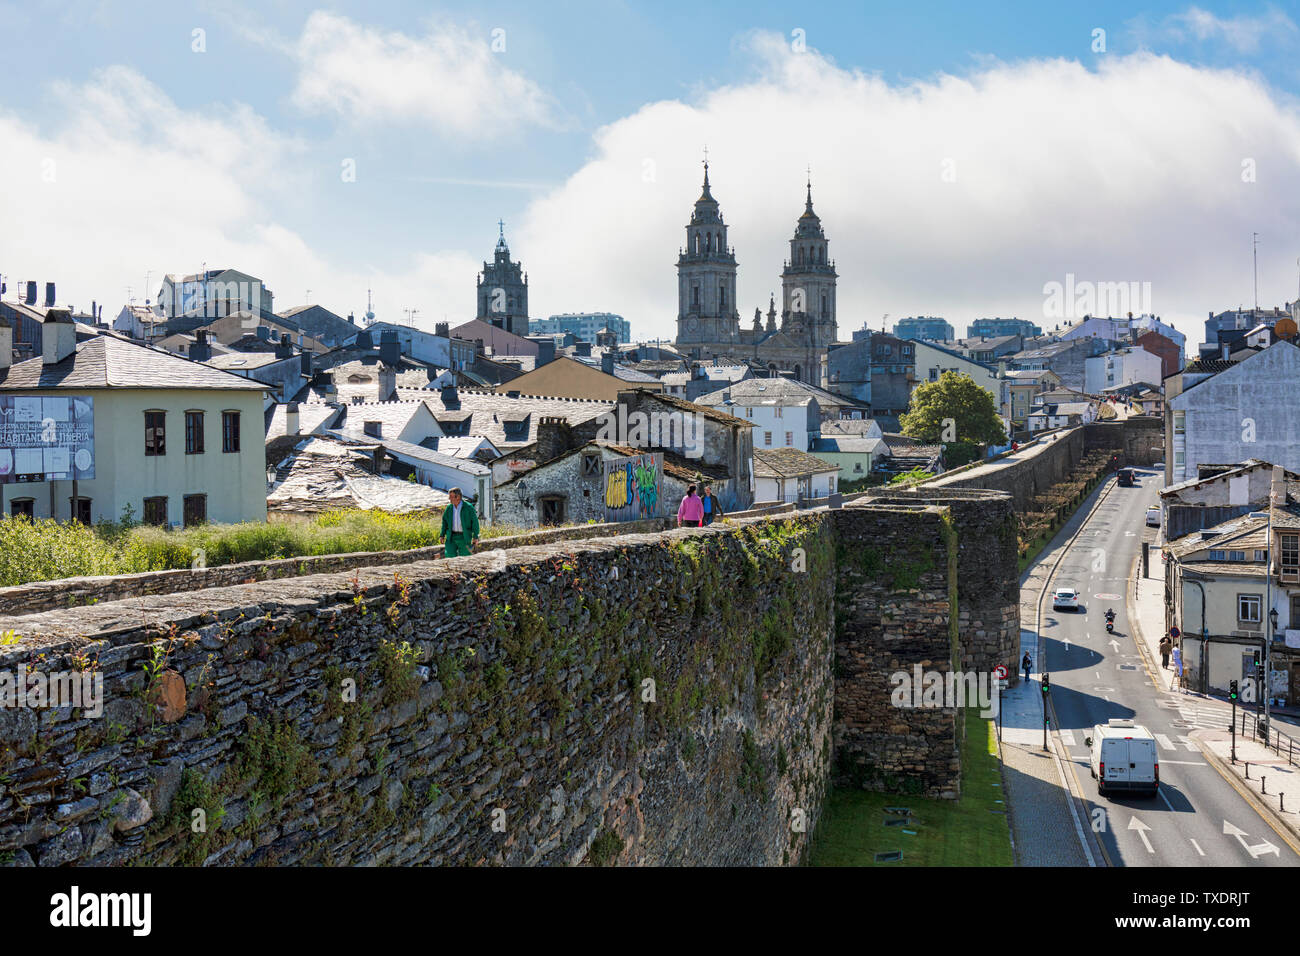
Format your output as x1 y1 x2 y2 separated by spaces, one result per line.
677 484 704 527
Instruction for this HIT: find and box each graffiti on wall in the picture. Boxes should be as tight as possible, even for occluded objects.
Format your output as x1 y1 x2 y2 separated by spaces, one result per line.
604 453 661 521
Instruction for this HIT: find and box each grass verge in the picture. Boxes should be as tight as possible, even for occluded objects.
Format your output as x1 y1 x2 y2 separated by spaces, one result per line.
807 707 1013 866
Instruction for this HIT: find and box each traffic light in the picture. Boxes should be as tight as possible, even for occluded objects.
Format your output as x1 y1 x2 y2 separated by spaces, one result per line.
1041 672 1051 694
1229 680 1238 700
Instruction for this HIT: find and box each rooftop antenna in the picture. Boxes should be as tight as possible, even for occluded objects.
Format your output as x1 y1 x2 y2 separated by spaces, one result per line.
306 289 312 305
365 288 375 325
125 286 134 306
404 308 420 328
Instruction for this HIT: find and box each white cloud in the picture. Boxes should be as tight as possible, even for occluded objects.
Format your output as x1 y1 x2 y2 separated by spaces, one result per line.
511 32 1300 348
289 11 559 138
0 66 470 326
1159 6 1297 53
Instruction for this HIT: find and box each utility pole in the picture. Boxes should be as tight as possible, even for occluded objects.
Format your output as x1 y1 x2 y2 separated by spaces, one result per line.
1253 232 1260 314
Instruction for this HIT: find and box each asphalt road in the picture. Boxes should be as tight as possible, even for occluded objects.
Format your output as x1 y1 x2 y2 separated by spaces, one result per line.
1038 467 1300 867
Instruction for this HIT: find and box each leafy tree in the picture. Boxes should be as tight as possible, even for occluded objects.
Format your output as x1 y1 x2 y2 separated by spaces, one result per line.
899 371 1007 447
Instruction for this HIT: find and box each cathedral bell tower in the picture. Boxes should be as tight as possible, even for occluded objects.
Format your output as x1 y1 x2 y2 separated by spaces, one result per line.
477 221 529 337
676 160 740 345
780 176 837 348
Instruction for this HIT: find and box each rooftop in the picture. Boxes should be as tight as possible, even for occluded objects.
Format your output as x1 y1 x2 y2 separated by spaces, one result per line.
0 333 268 391
753 447 840 478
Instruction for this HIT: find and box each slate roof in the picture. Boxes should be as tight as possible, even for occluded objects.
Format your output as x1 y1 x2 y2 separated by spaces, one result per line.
630 389 752 427
408 387 614 450
265 402 343 441
333 400 432 442
269 438 451 515
811 436 887 455
820 419 884 438
753 447 840 478
0 334 267 391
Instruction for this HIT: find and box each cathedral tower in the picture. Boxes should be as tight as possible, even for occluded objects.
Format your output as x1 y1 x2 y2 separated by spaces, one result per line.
477 221 529 337
780 177 837 348
676 162 740 345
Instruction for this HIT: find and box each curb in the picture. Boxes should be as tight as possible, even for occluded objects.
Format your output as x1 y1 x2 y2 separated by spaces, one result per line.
1191 729 1300 857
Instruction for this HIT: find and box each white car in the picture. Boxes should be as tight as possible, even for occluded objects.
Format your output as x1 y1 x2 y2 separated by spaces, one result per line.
1052 587 1079 611
1086 719 1159 797
1145 507 1160 527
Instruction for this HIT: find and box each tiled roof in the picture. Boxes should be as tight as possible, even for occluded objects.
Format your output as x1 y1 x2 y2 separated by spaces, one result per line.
0 334 267 391
753 447 840 478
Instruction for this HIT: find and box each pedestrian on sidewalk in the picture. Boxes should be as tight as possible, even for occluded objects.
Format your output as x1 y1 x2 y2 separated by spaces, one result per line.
440 487 480 558
1022 651 1032 684
1159 635 1172 670
677 484 704 528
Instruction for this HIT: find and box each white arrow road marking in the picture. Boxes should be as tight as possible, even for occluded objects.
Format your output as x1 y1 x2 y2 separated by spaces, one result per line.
1224 820 1281 859
1109 640 1121 652
1178 735 1200 751
1190 839 1205 857
1129 817 1154 853
1154 733 1174 751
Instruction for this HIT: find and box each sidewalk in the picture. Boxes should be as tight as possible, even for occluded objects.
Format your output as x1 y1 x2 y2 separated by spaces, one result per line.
1130 557 1180 694
1193 727 1300 853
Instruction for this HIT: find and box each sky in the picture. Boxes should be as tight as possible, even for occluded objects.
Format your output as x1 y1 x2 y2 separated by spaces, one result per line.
4 1 1300 350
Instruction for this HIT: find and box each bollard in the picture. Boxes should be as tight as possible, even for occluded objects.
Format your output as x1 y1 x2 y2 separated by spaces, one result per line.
1262 776 1267 794
1282 792 1286 813
1246 763 1251 780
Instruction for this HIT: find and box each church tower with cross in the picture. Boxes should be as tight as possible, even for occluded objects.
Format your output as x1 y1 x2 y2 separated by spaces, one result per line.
676 155 741 346
780 173 837 348
477 220 529 337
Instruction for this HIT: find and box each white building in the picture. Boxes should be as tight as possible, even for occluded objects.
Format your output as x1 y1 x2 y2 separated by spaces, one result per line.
1084 346 1162 396
910 340 999 401
695 378 821 451
1167 340 1300 485
753 448 840 503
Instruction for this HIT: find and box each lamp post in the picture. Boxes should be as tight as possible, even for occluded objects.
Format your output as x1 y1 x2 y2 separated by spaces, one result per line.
1266 606 1278 745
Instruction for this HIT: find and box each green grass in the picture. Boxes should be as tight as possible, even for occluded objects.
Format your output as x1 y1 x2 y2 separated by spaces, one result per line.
807 708 1013 866
0 510 536 587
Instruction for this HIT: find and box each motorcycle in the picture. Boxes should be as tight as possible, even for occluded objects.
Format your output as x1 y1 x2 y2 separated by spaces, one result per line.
1105 620 1114 633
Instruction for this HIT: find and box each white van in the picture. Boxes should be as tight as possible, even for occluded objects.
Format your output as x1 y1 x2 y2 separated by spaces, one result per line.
1085 719 1159 797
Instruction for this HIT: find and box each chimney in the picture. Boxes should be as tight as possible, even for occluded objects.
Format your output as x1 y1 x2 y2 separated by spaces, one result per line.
379 331 401 367
1272 464 1286 510
0 323 11 370
255 324 271 341
601 351 615 376
440 384 460 409
356 329 374 351
506 389 521 399
300 350 313 377
536 416 573 460
1221 343 1229 360
364 420 383 439
435 322 450 338
44 282 56 308
377 363 397 402
427 365 439 384
276 333 293 359
575 341 592 357
190 328 211 363
347 311 355 325
25 281 37 305
535 338 555 366
42 311 76 365
285 402 300 437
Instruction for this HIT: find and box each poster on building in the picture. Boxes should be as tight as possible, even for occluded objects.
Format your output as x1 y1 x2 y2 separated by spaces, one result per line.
0 396 94 483
604 453 661 522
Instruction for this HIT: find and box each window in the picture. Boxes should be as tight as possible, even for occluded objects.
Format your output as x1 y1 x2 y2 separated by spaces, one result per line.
145 411 166 456
582 454 601 477
774 406 783 418
222 411 241 453
1239 594 1262 623
1228 550 1246 562
185 411 205 454
9 498 33 519
929 368 939 382
746 407 753 418
538 495 565 526
1292 594 1300 629
1209 549 1225 561
69 497 91 524
785 431 793 446
1174 411 1185 435
764 432 772 447
1283 534 1299 570
143 496 168 526
902 345 913 356
854 462 863 472
183 494 207 527
1255 549 1268 562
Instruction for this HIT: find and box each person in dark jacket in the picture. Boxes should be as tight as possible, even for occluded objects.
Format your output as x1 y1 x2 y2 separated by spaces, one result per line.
1021 652 1032 684
440 487 480 557
700 483 725 526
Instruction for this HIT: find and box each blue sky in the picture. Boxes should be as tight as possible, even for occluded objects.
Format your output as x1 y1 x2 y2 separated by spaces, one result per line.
3 1 1300 345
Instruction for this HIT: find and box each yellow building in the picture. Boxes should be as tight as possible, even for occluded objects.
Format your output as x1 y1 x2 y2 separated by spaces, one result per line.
0 317 268 526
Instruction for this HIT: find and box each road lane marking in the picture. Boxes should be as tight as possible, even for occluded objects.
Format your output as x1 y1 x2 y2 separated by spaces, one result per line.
1158 788 1176 812
1224 820 1281 859
1190 839 1205 857
1128 816 1155 853
1154 733 1174 751
1060 729 1076 746
1178 735 1200 751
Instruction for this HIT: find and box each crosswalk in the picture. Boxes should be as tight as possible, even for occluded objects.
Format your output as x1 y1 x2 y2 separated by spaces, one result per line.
1154 693 1232 731
1058 727 1201 752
